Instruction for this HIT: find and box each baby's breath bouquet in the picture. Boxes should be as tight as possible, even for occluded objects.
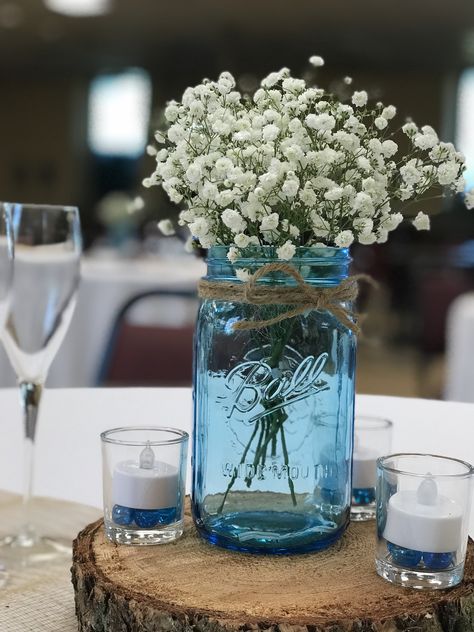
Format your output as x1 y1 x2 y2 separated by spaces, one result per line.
146 55 472 263
145 58 473 552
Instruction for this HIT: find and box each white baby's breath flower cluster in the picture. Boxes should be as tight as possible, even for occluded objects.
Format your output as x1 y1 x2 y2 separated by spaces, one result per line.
147 56 471 262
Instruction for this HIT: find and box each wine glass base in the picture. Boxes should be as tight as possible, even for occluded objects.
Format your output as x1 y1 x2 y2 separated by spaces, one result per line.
0 534 71 569
0 559 7 588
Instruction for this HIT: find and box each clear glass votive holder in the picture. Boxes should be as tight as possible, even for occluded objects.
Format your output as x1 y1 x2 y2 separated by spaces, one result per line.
101 426 188 545
376 453 473 590
351 416 392 521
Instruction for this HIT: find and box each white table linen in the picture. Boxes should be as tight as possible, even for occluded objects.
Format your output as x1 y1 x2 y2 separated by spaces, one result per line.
0 492 101 632
0 387 473 532
0 255 205 389
1 387 473 631
445 292 474 403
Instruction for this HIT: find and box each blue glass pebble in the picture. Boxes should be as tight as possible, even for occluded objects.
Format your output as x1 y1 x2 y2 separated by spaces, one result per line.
112 504 135 526
423 552 455 570
155 506 177 525
352 487 376 505
134 509 162 528
134 507 177 529
387 541 423 568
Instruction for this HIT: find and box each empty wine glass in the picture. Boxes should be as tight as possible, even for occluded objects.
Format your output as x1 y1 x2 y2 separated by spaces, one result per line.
0 202 81 565
0 206 13 583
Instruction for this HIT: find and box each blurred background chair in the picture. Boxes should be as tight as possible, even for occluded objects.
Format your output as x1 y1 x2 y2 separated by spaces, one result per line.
445 292 474 402
413 266 473 398
97 289 197 387
413 256 473 357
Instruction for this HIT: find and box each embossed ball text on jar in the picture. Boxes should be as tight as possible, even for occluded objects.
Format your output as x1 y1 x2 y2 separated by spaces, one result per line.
192 246 356 554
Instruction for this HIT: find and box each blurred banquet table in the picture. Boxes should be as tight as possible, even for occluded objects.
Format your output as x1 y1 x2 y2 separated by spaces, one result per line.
445 291 474 403
1 387 474 631
0 254 205 388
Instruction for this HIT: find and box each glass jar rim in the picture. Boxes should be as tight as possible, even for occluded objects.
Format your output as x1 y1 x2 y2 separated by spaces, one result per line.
100 426 189 446
355 415 393 430
377 452 474 478
207 244 349 260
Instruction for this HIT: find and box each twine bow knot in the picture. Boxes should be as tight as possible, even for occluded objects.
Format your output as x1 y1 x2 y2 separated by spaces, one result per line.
198 261 375 335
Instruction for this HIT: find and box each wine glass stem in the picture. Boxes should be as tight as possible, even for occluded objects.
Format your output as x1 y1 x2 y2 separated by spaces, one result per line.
18 381 43 546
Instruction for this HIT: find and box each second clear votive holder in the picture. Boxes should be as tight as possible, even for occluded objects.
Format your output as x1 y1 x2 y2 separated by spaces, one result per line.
376 453 473 590
351 416 393 521
101 427 188 545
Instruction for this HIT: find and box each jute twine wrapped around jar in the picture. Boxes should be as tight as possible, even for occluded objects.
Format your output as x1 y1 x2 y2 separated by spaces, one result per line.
198 262 376 335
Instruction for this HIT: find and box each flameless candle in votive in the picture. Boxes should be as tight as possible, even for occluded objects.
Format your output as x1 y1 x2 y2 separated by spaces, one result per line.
351 416 392 521
376 453 474 590
101 427 188 545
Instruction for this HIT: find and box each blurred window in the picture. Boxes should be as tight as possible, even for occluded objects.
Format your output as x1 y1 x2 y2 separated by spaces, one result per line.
45 0 111 16
88 68 152 157
456 68 474 191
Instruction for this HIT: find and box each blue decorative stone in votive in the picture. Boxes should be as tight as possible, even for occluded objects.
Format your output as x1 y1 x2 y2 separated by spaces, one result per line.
112 504 135 526
352 487 376 505
134 507 177 529
423 552 455 570
155 506 177 524
387 541 423 568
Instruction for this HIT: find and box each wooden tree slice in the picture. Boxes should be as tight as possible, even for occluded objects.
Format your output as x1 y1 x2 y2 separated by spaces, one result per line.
72 503 474 632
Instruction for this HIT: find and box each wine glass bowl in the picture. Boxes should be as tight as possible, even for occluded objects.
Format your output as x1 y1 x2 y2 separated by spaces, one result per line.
0 202 81 564
0 207 13 583
1 205 81 383
0 210 13 325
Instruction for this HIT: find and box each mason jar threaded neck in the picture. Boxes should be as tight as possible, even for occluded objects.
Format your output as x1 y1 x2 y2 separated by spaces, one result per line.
205 245 351 287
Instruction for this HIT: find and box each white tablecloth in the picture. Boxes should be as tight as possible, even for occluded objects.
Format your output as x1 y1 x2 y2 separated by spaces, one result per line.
0 492 101 631
0 256 205 389
1 388 474 630
445 292 474 403
0 388 473 522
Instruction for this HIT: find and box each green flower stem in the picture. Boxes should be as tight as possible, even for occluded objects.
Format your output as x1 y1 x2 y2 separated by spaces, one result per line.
218 313 297 513
243 420 267 487
253 422 267 469
217 420 260 514
271 432 277 458
280 425 297 507
268 321 294 369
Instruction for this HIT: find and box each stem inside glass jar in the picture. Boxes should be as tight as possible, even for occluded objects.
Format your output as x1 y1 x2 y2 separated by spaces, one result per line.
218 316 297 512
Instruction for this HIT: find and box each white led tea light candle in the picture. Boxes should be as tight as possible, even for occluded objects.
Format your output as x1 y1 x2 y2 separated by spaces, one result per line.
352 434 378 490
102 426 188 545
384 476 463 553
376 453 473 589
351 418 392 522
112 442 179 511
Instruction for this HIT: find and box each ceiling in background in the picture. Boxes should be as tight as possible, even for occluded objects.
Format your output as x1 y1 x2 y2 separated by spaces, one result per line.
0 0 474 76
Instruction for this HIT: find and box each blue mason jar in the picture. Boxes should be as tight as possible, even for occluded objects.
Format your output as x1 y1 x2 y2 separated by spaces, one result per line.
192 246 356 554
